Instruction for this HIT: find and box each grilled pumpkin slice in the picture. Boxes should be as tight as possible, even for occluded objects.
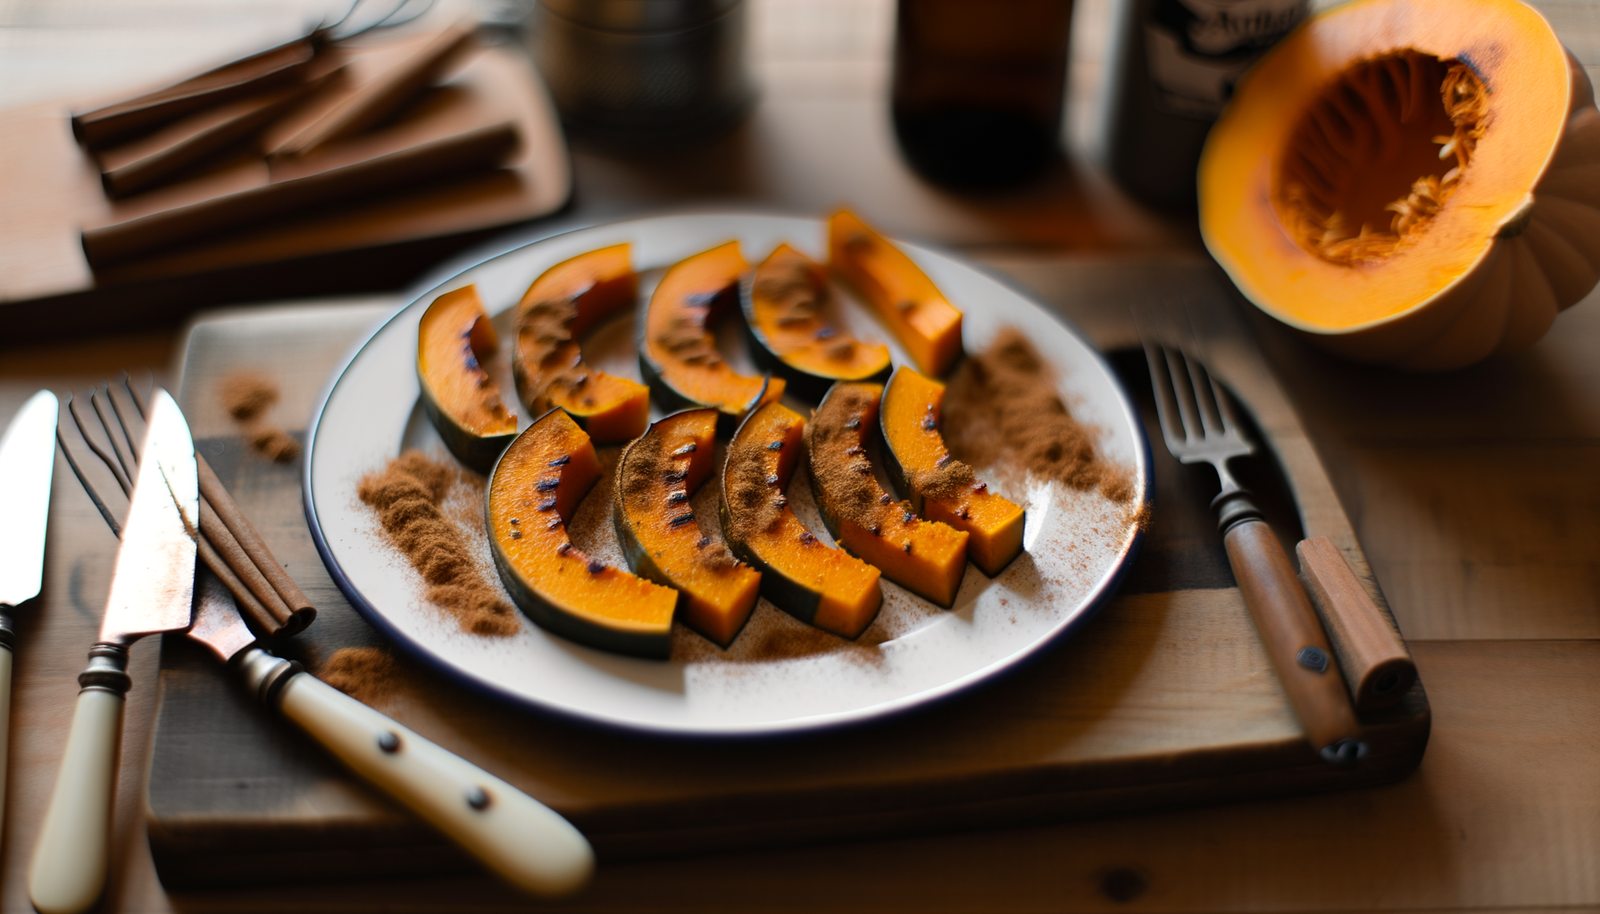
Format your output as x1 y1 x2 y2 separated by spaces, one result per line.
806 381 968 607
741 243 891 401
828 209 963 377
638 240 784 425
487 408 678 659
512 243 650 443
417 284 517 472
614 408 762 647
720 401 882 639
879 366 1025 576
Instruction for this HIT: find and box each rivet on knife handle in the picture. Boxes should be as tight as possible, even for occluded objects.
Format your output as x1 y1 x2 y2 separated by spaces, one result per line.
28 644 132 914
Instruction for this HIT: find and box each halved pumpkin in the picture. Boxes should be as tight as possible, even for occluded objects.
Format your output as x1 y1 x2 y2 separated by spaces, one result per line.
638 240 785 425
806 381 968 607
828 210 963 377
512 243 650 443
614 408 762 647
417 285 517 472
741 243 892 401
1201 0 1600 370
720 401 882 639
487 408 678 659
879 366 1024 577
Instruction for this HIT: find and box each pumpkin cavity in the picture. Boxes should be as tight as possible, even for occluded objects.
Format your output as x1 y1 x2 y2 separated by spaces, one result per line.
1276 50 1489 266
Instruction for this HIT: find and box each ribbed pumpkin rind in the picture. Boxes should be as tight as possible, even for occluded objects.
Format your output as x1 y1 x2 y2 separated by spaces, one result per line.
1199 0 1600 370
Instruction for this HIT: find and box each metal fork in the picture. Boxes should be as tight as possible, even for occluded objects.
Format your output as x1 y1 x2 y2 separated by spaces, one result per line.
1143 342 1367 766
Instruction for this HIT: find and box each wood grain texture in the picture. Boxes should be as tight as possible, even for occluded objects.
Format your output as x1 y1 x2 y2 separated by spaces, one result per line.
153 640 1598 913
143 264 1426 891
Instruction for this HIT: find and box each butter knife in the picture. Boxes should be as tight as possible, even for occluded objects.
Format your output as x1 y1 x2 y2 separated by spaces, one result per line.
29 389 198 914
0 391 60 851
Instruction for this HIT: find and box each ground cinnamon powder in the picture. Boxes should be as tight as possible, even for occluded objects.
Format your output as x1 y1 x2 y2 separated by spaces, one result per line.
220 371 301 463
358 451 520 636
723 424 787 542
944 328 1133 502
319 646 405 706
618 431 738 571
804 384 899 530
221 372 277 420
516 297 599 411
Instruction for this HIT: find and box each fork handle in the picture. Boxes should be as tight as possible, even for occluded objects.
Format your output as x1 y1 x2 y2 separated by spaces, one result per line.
1222 516 1366 766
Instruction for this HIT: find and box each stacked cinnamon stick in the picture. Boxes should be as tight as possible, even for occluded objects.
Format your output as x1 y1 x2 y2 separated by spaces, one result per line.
104 379 314 638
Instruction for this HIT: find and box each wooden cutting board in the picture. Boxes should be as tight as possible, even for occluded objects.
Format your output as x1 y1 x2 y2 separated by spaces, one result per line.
144 257 1429 891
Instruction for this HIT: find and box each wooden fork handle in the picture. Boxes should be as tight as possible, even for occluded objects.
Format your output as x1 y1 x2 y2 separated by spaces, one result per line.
1223 518 1366 765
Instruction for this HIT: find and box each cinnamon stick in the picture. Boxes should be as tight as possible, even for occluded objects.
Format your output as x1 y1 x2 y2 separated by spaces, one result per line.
196 454 316 635
125 378 316 637
196 534 277 637
199 497 293 631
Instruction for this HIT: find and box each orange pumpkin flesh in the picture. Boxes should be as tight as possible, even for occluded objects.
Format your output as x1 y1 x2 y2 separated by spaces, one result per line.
614 409 762 648
828 210 963 377
806 382 968 608
720 402 882 640
487 409 678 659
1201 0 1600 369
879 367 1024 577
639 240 785 422
416 285 518 472
742 244 892 401
513 243 650 444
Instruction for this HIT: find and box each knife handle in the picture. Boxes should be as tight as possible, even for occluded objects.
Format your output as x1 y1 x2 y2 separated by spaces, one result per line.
1220 516 1366 766
236 649 593 897
0 611 15 854
29 644 130 914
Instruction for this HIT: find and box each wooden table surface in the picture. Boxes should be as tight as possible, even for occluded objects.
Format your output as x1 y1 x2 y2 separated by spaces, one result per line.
0 0 1596 911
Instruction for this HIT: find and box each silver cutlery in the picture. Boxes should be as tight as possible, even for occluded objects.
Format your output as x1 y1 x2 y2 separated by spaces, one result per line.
50 381 593 906
0 391 60 851
1143 342 1366 766
30 387 197 914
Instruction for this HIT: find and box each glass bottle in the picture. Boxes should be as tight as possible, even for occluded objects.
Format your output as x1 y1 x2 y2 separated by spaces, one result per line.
891 0 1074 190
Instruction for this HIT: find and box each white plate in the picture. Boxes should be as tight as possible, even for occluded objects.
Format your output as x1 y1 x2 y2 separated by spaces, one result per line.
304 212 1150 736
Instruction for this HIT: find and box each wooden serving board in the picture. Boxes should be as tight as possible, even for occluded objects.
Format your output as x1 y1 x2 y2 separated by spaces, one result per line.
145 257 1429 892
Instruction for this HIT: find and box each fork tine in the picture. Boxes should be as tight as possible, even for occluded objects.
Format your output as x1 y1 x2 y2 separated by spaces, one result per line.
1143 342 1184 446
69 391 133 496
56 401 125 539
91 386 138 483
105 381 147 462
1182 351 1225 437
122 372 151 420
1163 346 1205 443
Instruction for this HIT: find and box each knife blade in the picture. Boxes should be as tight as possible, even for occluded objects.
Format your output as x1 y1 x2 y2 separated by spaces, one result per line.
185 572 593 896
29 388 198 914
0 390 58 609
0 390 60 862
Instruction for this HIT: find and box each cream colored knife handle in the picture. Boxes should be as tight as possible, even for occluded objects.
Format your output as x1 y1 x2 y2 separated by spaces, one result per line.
241 651 592 896
29 645 131 914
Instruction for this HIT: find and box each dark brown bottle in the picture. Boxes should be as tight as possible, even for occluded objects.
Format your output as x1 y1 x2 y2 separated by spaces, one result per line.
891 0 1074 190
1103 0 1308 209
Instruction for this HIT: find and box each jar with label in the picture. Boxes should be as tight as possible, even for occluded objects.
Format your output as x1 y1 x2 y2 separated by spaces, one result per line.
1101 0 1307 209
